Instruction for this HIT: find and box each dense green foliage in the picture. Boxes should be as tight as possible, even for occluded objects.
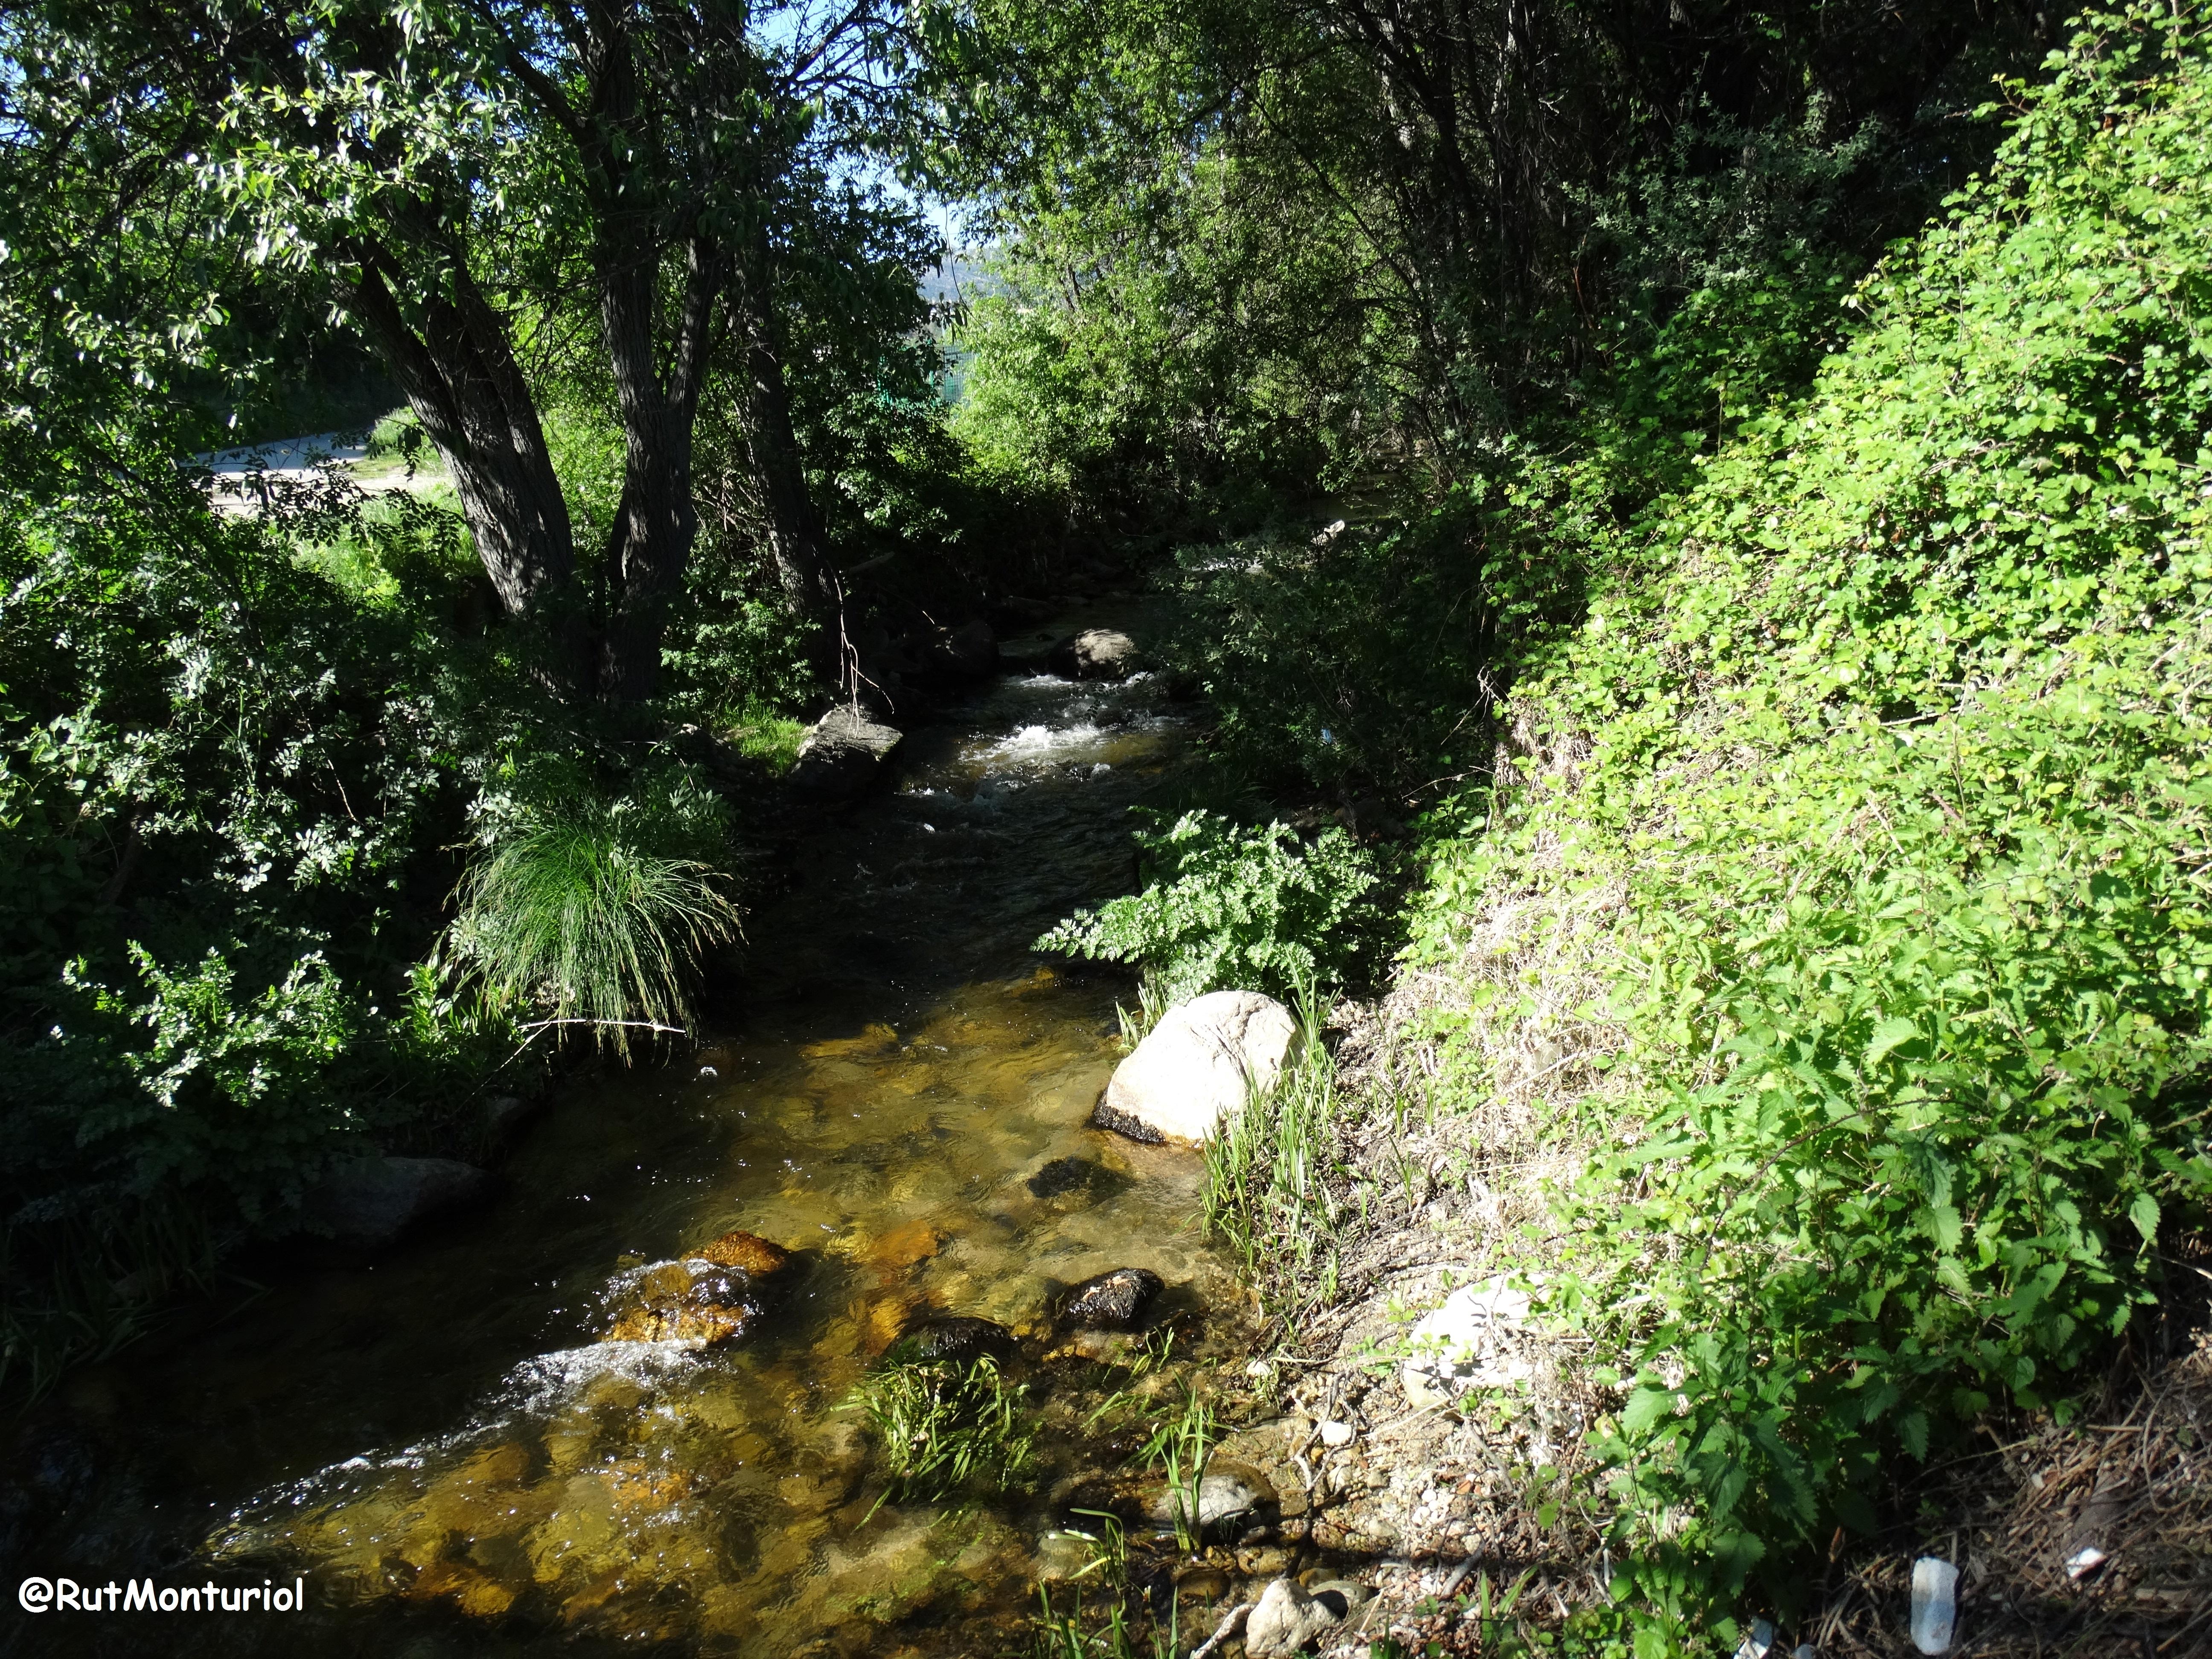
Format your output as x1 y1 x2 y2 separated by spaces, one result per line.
0 0 972 1394
8 0 2207 1648
1036 809 1382 1002
1382 6 2212 1628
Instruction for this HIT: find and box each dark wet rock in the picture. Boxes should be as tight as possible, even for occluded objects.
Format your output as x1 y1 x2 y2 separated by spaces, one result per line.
789 706 903 798
1026 1157 1098 1199
480 1093 547 1148
1059 1267 1163 1330
903 1315 1015 1361
306 1156 493 1249
1088 1091 1165 1144
1049 628 1140 681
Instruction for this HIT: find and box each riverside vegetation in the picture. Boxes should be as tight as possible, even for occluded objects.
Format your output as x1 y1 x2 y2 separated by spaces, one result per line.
5 0 2211 1656
1012 4 2212 1655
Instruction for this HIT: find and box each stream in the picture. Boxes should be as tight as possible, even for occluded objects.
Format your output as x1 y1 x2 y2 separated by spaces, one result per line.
13 608 1253 1657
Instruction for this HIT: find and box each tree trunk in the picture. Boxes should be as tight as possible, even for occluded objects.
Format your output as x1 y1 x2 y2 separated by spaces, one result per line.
346 246 577 627
594 232 713 701
730 243 840 660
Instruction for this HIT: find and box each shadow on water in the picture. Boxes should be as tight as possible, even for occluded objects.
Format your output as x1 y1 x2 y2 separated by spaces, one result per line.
7 606 1253 1658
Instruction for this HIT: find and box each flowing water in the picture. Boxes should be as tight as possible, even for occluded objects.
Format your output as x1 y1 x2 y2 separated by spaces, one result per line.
15 614 1251 1657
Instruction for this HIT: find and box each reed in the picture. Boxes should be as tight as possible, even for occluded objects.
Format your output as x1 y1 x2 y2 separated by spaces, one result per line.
1201 989 1345 1315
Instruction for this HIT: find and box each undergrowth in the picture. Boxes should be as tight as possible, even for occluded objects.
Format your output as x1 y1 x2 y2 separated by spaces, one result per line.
1392 5 2212 1636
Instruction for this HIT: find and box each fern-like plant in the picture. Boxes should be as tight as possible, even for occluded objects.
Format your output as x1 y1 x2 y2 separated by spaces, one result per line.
446 811 740 1055
1036 809 1383 1003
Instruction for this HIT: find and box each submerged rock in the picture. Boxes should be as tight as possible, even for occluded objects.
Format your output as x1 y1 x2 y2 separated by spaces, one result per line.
1025 1156 1097 1199
1091 991 1299 1144
606 1249 780 1345
306 1156 493 1249
1048 628 1140 680
902 1315 1015 1362
789 706 903 798
1059 1267 1163 1330
1244 1575 1342 1658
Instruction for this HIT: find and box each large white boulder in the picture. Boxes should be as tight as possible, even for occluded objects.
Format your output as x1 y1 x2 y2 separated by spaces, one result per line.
1091 990 1298 1144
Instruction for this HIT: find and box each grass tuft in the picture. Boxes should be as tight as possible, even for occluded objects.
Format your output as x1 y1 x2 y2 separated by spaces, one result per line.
845 1350 1037 1511
1202 992 1346 1322
447 811 740 1056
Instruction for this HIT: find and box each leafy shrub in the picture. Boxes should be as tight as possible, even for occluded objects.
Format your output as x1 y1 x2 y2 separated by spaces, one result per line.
1036 809 1383 1002
446 776 742 1054
1164 459 1595 797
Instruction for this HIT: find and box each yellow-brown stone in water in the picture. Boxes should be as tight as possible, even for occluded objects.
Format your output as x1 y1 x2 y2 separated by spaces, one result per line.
405 1558 517 1618
608 1303 751 1344
696 1230 793 1275
636 1261 693 1299
416 1443 541 1539
863 1216 943 1276
860 1292 920 1356
798 1022 898 1059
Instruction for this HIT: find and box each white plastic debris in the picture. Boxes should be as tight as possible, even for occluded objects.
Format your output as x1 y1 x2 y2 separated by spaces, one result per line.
1909 1557 1958 1653
2064 1544 2107 1581
1317 1419 1354 1448
1399 1277 1535 1409
1731 1616 1774 1659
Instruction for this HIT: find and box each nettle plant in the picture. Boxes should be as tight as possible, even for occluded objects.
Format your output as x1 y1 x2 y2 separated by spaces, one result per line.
1036 809 1383 1004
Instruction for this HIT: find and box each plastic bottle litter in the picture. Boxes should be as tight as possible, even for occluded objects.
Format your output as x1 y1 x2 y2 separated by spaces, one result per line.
1909 1557 1959 1653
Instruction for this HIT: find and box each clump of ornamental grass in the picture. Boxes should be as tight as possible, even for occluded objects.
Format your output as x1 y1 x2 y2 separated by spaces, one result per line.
446 807 741 1057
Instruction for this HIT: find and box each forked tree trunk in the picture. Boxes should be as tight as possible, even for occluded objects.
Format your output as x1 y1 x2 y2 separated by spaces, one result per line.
594 233 713 701
346 248 577 626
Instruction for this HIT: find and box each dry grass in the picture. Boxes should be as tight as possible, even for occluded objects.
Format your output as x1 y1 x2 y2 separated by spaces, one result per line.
1794 1322 2212 1657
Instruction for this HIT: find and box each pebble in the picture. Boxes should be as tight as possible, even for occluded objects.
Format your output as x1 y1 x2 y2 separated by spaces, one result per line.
1317 1419 1354 1447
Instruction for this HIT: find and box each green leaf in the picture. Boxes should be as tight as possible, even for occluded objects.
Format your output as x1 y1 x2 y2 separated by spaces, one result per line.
1620 1387 1677 1436
2129 1191 2160 1246
1863 1016 1919 1067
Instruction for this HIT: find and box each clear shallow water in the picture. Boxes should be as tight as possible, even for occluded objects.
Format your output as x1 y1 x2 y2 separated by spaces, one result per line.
13 625 1249 1658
